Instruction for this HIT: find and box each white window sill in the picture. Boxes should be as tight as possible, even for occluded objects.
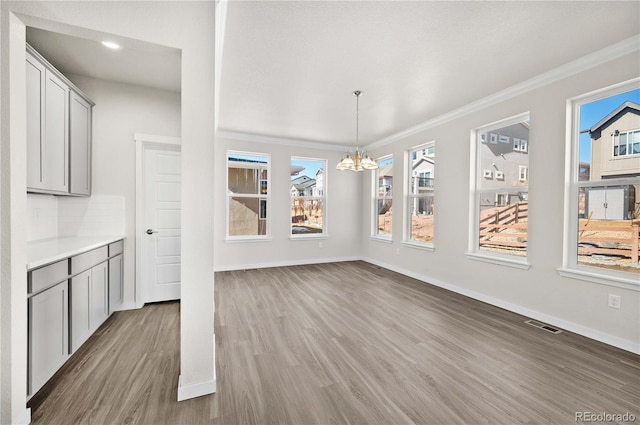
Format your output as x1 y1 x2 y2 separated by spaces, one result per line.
557 267 640 292
401 241 435 252
289 234 328 241
370 235 393 244
225 237 272 243
466 252 531 270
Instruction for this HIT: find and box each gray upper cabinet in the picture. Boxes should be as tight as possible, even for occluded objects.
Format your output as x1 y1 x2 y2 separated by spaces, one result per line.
70 91 92 195
26 44 94 196
44 69 69 193
26 53 46 190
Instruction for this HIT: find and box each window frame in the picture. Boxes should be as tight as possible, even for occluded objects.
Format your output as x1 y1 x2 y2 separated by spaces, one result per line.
612 128 640 158
404 142 435 250
468 112 531 269
372 155 394 241
290 156 328 239
225 150 271 241
559 78 640 291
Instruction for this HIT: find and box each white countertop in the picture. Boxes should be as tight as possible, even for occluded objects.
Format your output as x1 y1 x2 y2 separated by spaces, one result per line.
27 235 125 270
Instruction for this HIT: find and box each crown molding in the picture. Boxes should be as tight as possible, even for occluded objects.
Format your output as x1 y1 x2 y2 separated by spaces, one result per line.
365 34 640 151
216 130 351 152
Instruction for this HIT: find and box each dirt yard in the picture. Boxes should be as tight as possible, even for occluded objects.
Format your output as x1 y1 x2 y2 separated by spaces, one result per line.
578 219 639 274
380 212 639 275
378 213 434 241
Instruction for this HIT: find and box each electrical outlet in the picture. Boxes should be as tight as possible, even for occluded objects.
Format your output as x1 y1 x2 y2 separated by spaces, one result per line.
396 247 400 255
319 241 323 248
608 294 621 310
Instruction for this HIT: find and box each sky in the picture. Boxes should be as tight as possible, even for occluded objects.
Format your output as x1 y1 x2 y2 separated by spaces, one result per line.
291 159 323 180
579 88 640 163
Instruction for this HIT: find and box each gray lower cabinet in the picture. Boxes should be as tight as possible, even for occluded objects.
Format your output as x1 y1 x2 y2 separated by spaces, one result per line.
71 261 109 353
28 281 69 396
28 239 123 397
109 254 124 314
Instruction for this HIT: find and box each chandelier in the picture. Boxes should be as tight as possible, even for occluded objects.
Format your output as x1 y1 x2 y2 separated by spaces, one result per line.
336 91 378 172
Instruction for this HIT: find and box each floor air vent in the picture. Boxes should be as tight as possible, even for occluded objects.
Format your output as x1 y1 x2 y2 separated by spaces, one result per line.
525 320 562 334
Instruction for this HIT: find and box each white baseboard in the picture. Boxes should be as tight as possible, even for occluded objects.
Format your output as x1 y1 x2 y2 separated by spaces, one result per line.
362 257 640 355
213 256 361 272
114 301 140 312
177 375 216 401
13 408 31 425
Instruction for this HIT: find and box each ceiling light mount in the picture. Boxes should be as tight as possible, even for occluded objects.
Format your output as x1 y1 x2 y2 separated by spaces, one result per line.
101 41 121 50
337 90 378 172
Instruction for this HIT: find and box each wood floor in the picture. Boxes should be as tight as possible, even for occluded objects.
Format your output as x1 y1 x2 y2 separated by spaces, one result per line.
29 261 640 424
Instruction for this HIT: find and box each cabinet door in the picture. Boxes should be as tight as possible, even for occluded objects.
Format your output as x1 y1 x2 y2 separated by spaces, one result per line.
26 53 46 190
70 269 91 353
44 68 69 193
90 261 109 330
109 254 123 314
29 281 69 396
69 91 92 196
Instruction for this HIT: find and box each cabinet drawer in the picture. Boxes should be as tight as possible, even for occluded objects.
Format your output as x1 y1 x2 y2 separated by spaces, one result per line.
71 246 108 275
29 259 68 294
109 240 123 257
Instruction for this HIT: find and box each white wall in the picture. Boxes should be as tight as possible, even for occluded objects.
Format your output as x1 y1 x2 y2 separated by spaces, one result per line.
25 75 181 309
26 194 57 242
214 137 362 270
362 51 640 353
0 2 215 422
65 74 181 308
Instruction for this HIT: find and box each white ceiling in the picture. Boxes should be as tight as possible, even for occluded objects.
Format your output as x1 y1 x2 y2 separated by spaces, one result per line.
26 26 181 92
218 1 639 146
25 1 639 147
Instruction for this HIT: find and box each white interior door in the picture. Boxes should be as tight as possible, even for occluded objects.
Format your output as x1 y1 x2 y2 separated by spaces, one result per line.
142 145 182 303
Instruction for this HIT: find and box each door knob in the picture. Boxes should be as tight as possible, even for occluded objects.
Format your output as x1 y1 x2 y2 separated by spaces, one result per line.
146 228 158 235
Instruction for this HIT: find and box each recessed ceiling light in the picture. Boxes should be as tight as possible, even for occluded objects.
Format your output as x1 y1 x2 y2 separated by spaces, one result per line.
101 41 121 50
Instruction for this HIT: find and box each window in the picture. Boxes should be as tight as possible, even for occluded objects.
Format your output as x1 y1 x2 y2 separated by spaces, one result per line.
519 165 528 183
470 113 530 266
374 156 393 238
290 157 326 237
613 129 640 157
226 151 270 239
406 143 435 246
562 81 640 288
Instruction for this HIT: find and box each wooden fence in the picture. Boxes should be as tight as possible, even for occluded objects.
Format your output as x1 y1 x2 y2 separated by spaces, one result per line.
478 201 639 264
479 202 528 249
578 223 639 264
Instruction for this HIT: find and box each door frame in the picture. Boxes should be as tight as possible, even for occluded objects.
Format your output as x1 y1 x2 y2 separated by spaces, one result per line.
134 133 181 308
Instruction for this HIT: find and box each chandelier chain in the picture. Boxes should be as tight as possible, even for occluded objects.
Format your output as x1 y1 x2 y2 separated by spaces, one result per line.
356 91 359 146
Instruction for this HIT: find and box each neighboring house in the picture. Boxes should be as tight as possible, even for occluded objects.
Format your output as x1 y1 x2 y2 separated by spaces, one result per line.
290 175 316 197
588 101 640 180
478 121 530 208
313 168 324 197
290 170 323 228
377 163 393 196
585 101 639 219
579 162 591 181
227 157 269 236
410 155 435 215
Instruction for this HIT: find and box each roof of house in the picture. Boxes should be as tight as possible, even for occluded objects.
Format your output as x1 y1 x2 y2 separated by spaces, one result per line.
291 165 305 176
377 163 393 178
291 175 316 191
587 101 640 134
412 156 434 170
